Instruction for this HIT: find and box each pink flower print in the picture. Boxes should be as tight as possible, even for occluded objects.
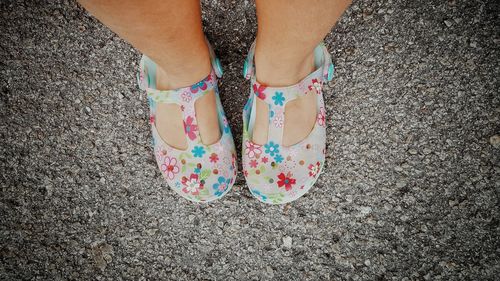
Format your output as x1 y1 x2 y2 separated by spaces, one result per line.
273 115 284 128
308 78 321 93
183 116 198 141
161 156 180 180
308 161 321 178
181 173 204 195
249 159 258 168
181 91 192 102
277 172 296 191
307 83 314 92
206 72 213 82
245 140 262 159
190 80 208 93
209 153 219 163
261 157 269 164
253 83 267 100
317 107 326 127
149 115 155 125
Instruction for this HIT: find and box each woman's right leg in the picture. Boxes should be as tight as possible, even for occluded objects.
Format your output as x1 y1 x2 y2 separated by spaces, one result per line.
78 0 221 149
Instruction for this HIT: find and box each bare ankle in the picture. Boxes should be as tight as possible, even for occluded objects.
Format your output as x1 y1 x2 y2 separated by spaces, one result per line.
155 42 211 90
254 45 315 87
156 60 211 90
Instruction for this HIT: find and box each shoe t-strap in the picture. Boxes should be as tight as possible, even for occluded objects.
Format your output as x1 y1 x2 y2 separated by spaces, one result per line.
243 41 335 145
138 50 223 145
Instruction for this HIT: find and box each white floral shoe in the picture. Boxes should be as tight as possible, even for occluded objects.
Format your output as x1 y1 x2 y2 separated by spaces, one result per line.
138 43 237 203
242 41 334 204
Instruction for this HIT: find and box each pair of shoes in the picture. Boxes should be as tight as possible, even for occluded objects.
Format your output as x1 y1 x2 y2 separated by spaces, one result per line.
137 40 334 204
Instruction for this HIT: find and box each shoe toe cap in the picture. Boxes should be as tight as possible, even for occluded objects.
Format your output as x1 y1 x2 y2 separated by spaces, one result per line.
155 144 237 203
244 161 323 204
168 164 236 203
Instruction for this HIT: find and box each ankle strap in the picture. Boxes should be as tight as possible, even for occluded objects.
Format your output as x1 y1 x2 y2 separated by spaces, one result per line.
138 40 223 106
243 41 335 107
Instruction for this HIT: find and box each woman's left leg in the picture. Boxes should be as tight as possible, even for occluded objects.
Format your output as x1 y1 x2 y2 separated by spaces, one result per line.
252 0 352 146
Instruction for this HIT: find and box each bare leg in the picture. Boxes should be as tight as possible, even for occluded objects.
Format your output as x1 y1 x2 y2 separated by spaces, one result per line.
78 0 221 149
252 0 352 146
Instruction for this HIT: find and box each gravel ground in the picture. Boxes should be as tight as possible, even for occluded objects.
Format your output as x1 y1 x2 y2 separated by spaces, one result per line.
1 0 499 280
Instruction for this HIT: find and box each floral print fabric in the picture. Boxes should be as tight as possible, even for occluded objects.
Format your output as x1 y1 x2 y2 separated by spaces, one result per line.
242 41 334 204
138 50 237 203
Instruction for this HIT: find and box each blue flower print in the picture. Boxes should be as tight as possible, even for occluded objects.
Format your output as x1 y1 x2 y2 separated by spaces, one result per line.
274 154 284 163
192 146 206 158
213 176 230 197
264 141 280 157
251 189 267 202
272 92 285 106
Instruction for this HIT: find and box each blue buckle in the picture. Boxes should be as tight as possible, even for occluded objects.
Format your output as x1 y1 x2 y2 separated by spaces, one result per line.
213 57 223 78
327 63 335 81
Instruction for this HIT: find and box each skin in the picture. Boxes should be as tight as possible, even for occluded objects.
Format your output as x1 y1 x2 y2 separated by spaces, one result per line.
78 0 352 149
253 0 353 146
78 0 217 150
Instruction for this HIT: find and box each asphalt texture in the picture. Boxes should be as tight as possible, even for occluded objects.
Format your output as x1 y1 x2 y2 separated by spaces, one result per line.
1 0 499 280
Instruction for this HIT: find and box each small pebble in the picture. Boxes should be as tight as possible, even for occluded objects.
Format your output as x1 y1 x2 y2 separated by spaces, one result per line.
359 206 372 215
489 135 500 148
396 180 407 188
266 266 274 278
421 225 428 232
283 236 292 249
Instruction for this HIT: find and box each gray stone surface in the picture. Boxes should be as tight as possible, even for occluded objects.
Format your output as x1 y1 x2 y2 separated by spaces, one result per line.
1 0 499 280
